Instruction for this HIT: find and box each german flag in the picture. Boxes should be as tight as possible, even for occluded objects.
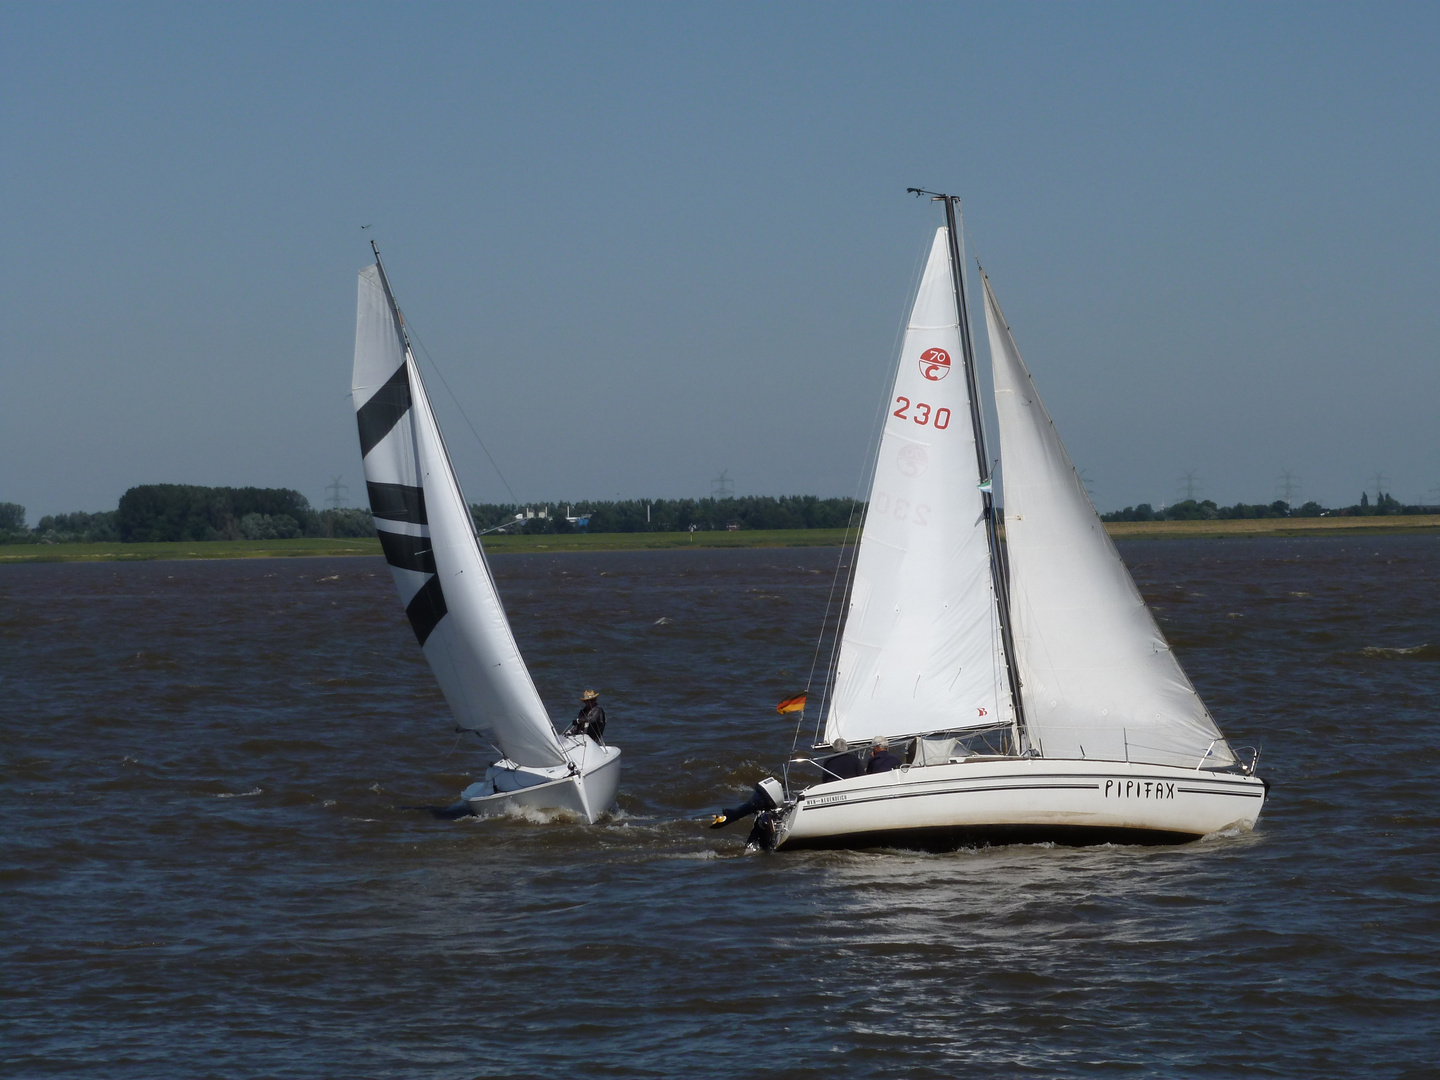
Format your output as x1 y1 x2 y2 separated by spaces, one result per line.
776 693 807 714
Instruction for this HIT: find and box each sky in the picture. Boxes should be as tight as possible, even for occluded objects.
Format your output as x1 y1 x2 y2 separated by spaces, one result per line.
3 2 1438 522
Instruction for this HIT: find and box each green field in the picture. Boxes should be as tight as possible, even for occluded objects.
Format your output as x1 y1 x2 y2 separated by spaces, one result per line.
1101 514 1440 540
0 529 855 563
4 515 1436 564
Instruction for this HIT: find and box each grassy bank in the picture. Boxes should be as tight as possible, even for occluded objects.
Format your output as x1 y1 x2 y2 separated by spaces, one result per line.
4 515 1437 564
0 537 384 563
1101 515 1440 539
0 529 853 563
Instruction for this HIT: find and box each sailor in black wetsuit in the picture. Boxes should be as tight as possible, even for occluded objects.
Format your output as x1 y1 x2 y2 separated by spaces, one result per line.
565 689 607 742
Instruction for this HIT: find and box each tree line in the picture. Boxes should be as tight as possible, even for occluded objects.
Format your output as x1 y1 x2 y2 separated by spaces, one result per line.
1 490 862 543
1100 493 1439 522
7 486 1432 546
0 488 374 544
470 496 863 535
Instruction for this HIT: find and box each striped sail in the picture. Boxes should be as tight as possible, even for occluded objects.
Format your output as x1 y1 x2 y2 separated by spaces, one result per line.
351 264 567 768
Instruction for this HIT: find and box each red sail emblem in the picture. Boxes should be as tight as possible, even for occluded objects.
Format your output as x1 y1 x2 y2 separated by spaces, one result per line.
919 347 951 381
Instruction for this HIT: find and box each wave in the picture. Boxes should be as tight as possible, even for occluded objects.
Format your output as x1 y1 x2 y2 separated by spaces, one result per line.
1359 643 1438 661
465 803 582 826
215 787 263 799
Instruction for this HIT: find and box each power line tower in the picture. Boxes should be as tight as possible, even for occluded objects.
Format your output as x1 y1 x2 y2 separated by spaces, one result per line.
1077 467 1096 501
711 470 735 498
1367 471 1390 501
1177 470 1203 503
325 475 349 509
1275 468 1301 506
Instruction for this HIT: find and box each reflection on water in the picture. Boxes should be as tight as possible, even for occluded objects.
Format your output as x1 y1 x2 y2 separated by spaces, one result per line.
1 537 1437 1077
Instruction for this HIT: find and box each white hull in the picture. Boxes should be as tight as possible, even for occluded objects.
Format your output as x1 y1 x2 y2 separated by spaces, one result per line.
772 757 1266 851
461 737 621 825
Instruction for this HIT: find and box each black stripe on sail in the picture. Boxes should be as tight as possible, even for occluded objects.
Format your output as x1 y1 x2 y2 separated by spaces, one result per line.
367 482 427 524
377 530 437 574
405 574 447 646
356 363 413 458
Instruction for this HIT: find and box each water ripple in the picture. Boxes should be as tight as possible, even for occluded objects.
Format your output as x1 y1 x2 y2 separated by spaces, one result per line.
1 537 1438 1077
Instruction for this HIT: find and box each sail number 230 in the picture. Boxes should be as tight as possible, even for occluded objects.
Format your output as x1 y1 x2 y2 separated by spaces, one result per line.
893 398 951 429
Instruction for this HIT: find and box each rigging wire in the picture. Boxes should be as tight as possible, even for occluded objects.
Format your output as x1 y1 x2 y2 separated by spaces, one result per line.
404 318 522 507
791 233 933 758
955 225 1014 745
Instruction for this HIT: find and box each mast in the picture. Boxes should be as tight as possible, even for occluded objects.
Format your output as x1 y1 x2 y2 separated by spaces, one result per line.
370 240 412 356
909 189 1029 753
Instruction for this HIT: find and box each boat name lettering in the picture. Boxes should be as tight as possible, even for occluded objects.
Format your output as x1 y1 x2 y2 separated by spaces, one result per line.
892 397 952 430
1104 780 1176 800
810 794 849 806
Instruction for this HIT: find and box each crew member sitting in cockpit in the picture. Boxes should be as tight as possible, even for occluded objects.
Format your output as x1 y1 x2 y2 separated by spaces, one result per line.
565 689 607 742
866 738 901 774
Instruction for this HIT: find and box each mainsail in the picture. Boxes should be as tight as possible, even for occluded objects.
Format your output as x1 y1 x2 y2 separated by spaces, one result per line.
352 262 567 768
982 271 1234 769
824 229 1008 747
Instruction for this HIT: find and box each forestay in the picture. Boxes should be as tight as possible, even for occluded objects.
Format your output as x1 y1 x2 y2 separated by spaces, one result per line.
982 272 1234 769
352 265 566 769
824 229 1008 748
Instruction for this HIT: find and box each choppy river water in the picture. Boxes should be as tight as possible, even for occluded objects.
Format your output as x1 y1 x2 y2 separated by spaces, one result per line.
3 536 1437 1078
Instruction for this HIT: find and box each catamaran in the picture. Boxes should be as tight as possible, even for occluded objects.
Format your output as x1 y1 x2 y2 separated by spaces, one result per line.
738 194 1266 851
351 243 621 822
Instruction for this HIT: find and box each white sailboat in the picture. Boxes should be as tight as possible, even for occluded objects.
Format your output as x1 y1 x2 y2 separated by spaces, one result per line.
351 243 620 823
749 195 1265 850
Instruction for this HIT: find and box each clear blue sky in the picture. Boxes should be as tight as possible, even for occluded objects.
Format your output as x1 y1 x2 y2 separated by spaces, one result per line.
3 2 1437 520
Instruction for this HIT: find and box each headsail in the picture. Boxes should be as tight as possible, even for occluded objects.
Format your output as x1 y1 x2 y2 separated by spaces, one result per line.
352 263 567 768
824 229 1009 747
982 271 1234 769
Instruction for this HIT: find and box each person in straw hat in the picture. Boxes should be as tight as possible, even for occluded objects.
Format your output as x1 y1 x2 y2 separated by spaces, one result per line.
565 689 607 743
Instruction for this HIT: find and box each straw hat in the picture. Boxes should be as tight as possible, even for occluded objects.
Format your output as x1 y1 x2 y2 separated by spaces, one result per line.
582 689 600 701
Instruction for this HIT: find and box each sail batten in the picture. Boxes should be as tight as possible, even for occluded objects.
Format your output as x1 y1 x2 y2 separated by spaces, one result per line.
352 263 566 769
824 229 1007 747
982 272 1234 769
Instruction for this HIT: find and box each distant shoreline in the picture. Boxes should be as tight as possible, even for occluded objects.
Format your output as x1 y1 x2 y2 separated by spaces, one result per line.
2 515 1437 564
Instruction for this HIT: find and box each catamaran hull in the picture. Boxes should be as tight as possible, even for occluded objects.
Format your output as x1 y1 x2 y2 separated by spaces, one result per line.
461 743 621 825
770 758 1266 852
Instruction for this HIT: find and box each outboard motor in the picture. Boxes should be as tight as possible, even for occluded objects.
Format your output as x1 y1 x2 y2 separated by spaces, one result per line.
708 777 785 829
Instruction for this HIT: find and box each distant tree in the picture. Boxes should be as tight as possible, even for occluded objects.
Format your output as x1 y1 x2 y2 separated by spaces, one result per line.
470 496 864 534
117 485 320 541
1101 503 1157 522
1164 499 1219 521
319 508 375 538
0 502 25 534
33 510 120 543
238 513 302 540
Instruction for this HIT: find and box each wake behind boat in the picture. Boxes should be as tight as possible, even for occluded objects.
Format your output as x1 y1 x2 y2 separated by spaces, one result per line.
351 244 620 823
723 194 1264 851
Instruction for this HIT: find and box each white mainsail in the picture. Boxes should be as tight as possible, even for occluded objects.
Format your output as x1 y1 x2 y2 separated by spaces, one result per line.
982 271 1234 769
352 264 567 769
824 229 1008 747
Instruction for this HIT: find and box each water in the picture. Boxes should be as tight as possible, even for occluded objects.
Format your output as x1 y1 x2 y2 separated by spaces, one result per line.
3 537 1437 1078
